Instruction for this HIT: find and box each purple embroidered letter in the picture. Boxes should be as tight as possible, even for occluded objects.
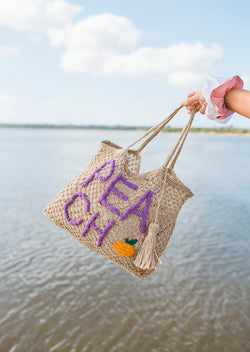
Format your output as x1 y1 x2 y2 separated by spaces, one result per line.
81 212 115 247
81 159 115 187
64 192 90 225
98 173 138 215
119 189 153 233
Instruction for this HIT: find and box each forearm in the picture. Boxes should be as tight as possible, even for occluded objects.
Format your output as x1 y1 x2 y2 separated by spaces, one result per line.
225 88 250 119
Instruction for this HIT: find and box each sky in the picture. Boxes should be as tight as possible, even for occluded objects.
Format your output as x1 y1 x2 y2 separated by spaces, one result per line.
0 0 250 128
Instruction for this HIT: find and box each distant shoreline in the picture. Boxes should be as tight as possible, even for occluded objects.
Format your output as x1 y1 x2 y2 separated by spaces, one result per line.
0 123 249 135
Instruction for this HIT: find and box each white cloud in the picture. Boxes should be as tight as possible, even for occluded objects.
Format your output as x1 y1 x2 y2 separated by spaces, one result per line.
0 0 83 31
0 45 21 57
102 42 222 81
58 14 222 86
59 13 142 75
0 0 223 86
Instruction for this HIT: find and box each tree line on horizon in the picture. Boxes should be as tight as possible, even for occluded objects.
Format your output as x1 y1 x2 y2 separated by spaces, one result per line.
0 123 249 134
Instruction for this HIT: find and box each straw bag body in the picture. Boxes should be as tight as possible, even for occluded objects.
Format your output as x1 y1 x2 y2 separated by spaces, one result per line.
44 107 195 278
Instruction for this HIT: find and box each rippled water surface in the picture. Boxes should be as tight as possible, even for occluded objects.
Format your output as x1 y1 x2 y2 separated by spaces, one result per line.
0 128 249 352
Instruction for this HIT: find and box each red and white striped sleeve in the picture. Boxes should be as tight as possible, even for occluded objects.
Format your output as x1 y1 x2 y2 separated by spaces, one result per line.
201 75 244 124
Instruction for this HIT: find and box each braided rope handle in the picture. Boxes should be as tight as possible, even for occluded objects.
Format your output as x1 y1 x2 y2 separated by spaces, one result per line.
124 106 195 170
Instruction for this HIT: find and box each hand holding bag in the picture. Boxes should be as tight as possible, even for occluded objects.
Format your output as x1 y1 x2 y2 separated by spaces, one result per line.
43 106 195 278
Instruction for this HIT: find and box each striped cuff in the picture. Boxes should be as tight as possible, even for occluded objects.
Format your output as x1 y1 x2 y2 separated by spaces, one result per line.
210 75 244 120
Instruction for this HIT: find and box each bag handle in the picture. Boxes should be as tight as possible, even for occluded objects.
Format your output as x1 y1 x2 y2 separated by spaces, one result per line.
123 105 195 170
124 106 182 152
136 106 183 152
163 107 195 169
153 107 195 225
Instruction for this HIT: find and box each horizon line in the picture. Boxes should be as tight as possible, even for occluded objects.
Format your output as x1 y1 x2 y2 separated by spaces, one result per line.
0 122 250 133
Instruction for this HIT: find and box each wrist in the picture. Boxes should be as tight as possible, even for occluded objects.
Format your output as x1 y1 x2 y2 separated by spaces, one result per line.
224 88 250 118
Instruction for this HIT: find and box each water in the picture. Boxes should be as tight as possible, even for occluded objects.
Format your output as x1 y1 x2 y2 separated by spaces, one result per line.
0 128 249 352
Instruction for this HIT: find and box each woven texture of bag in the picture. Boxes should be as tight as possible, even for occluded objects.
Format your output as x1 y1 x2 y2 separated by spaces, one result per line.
44 106 195 278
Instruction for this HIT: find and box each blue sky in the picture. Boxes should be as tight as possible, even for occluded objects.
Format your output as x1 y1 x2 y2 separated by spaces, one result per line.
0 0 250 127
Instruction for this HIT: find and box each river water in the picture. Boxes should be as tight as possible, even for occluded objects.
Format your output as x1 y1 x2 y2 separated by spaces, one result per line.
0 128 249 352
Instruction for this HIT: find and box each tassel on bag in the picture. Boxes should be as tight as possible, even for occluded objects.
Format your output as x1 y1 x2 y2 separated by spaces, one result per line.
134 223 160 270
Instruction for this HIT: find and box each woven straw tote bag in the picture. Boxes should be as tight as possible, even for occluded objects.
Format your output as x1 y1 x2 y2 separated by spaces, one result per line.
44 106 195 278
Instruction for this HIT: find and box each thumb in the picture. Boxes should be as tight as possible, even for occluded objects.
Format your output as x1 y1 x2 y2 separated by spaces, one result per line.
180 98 188 106
186 93 199 106
180 92 199 106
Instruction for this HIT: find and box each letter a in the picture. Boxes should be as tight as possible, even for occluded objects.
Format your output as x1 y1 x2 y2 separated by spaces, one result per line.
119 189 153 233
